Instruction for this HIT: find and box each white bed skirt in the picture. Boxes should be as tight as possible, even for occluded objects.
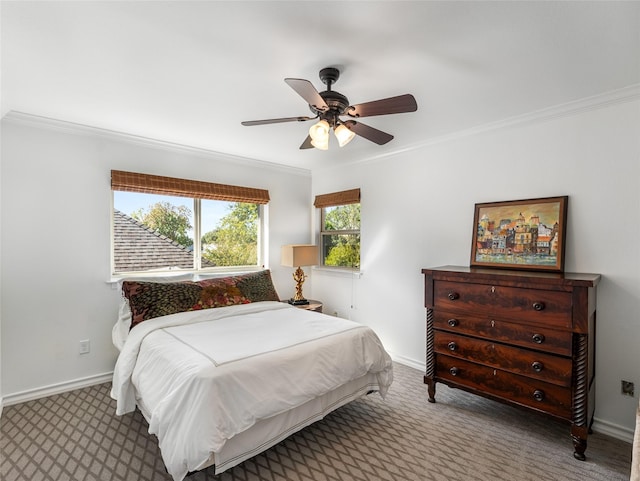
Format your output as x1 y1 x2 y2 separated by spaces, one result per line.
136 371 382 475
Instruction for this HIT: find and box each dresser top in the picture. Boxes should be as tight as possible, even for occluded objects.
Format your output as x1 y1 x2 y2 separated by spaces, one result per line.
422 265 600 287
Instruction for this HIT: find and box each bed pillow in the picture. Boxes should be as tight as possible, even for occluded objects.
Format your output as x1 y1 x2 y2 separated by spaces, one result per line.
234 269 280 302
114 273 200 342
122 281 202 329
192 277 250 309
121 270 279 330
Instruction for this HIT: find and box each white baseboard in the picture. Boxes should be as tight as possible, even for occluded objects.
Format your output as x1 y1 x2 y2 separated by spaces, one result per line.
389 354 634 444
592 417 634 444
389 353 425 372
2 372 113 408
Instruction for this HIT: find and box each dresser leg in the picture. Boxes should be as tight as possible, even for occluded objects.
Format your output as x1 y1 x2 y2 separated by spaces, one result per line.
572 442 586 461
571 426 588 461
425 307 436 403
571 333 590 461
424 377 436 403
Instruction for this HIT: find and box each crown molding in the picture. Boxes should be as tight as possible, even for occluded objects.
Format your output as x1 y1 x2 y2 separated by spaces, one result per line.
337 83 640 169
1 111 311 177
4 83 638 175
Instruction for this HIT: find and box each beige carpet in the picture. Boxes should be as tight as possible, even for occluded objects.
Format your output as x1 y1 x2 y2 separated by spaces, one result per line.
0 362 632 481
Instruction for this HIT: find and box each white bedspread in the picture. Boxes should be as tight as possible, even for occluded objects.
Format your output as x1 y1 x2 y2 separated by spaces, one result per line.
111 301 393 481
632 399 640 481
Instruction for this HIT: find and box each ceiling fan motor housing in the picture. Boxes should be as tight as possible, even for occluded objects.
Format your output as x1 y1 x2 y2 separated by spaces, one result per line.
309 67 352 125
310 90 350 122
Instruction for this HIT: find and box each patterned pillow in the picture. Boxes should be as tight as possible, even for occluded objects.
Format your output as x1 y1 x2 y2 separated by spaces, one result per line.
122 270 279 329
122 281 202 329
193 277 250 309
234 270 280 302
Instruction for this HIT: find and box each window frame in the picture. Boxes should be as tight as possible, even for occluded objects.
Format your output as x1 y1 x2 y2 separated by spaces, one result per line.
315 189 361 271
110 170 268 277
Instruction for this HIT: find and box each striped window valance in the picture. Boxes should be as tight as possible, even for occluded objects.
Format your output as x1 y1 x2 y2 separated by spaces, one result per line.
314 188 360 208
111 170 270 204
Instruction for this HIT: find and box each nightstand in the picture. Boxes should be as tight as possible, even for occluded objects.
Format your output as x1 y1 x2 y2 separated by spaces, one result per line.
286 299 323 313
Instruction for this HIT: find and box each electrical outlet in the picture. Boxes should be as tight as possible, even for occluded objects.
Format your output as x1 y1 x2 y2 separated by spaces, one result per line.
79 340 90 355
621 380 634 397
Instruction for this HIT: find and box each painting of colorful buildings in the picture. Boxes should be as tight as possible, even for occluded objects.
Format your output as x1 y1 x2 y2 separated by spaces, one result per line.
474 200 564 267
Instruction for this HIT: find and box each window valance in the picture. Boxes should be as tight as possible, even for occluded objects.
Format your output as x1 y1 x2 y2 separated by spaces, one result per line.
111 170 270 204
313 188 360 208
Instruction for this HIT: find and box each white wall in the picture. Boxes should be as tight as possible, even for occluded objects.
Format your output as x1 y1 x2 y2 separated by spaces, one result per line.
311 94 640 440
0 114 312 399
1 93 638 443
0 110 3 412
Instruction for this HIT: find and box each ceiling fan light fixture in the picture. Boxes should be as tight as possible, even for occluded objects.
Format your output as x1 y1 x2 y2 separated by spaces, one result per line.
309 119 330 150
310 136 329 150
309 120 330 141
334 123 356 147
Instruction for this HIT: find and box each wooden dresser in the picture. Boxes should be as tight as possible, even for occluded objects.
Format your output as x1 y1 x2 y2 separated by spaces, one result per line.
422 265 600 460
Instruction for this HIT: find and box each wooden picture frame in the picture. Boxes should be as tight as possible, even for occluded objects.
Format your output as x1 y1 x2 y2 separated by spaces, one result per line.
470 196 568 272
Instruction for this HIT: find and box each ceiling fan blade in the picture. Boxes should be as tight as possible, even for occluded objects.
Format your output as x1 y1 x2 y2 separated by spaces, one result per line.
344 120 394 145
241 116 315 126
299 135 314 150
284 78 329 112
347 94 417 118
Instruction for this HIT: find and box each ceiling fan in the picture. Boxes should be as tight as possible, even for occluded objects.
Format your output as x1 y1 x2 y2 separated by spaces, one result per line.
241 67 418 150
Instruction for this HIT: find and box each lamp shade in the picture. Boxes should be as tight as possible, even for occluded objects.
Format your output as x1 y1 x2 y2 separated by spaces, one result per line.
309 120 330 150
281 244 318 267
310 137 329 150
334 123 356 147
309 120 330 142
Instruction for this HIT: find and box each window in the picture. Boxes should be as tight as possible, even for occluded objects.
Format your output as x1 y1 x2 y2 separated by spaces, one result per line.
111 170 269 275
315 189 360 269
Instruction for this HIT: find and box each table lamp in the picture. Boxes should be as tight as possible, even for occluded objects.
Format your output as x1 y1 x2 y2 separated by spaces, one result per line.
281 244 318 305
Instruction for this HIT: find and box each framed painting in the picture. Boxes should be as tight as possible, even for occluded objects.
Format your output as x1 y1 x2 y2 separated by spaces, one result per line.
470 196 568 272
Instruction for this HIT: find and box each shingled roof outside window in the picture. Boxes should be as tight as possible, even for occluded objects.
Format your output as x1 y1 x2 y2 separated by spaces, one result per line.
113 210 215 272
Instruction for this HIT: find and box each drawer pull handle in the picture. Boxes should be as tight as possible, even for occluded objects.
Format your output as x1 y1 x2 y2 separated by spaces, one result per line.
532 361 544 372
447 292 460 301
449 367 459 376
447 318 459 327
447 341 458 351
532 333 545 344
532 301 545 311
533 390 545 402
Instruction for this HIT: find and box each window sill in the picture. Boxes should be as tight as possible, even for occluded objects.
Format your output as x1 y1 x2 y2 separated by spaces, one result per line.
312 266 362 279
107 266 264 286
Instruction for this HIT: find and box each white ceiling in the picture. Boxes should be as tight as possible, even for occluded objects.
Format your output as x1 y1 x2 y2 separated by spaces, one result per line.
2 1 639 171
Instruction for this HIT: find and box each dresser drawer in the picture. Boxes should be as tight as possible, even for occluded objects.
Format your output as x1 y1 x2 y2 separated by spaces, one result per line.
433 311 572 356
434 280 572 328
434 331 572 387
436 354 572 419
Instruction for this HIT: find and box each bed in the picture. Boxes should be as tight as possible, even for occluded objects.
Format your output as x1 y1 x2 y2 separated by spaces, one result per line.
110 271 393 481
632 400 640 481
